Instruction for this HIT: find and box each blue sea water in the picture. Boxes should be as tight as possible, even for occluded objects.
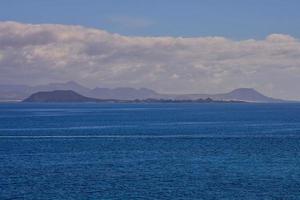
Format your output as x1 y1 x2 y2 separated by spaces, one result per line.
1 103 300 199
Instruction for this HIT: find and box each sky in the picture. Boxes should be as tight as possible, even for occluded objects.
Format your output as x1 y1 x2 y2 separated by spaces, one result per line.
0 0 300 99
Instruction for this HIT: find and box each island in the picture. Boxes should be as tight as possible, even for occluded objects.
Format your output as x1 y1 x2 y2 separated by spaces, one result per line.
23 90 245 103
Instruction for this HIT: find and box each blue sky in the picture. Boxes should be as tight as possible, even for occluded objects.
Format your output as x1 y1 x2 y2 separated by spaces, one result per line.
1 1 300 99
1 0 300 39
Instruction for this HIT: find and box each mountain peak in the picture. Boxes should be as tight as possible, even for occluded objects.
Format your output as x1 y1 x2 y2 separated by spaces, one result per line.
0 81 287 102
223 88 281 102
23 90 98 102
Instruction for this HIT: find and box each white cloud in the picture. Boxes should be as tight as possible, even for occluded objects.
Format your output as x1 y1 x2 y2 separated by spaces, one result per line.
0 21 300 99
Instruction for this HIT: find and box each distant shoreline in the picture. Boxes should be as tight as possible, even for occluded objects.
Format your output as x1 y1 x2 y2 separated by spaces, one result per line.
0 82 291 103
20 100 247 104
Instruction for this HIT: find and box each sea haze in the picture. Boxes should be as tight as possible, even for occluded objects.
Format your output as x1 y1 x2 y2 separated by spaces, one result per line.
0 81 287 102
1 103 300 199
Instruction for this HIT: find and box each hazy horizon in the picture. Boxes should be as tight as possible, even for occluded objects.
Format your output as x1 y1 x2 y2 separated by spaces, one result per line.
0 79 269 96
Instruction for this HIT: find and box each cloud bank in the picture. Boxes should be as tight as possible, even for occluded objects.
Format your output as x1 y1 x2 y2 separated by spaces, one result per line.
0 21 300 99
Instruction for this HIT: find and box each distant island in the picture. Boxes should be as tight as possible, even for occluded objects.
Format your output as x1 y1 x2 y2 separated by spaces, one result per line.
23 90 245 103
23 90 101 103
0 81 289 103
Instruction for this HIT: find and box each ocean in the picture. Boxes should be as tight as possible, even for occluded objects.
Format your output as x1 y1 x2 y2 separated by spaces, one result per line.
1 103 300 199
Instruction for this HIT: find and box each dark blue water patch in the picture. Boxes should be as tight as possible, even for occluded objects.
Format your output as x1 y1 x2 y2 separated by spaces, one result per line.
1 137 300 199
1 103 300 199
1 103 300 137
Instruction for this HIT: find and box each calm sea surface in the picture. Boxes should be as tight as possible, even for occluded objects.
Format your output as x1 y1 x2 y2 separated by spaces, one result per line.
1 103 300 199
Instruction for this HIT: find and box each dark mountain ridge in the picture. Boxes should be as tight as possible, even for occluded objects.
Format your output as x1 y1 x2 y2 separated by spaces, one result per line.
175 88 283 102
23 90 245 103
217 88 281 102
0 81 288 102
23 90 100 103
